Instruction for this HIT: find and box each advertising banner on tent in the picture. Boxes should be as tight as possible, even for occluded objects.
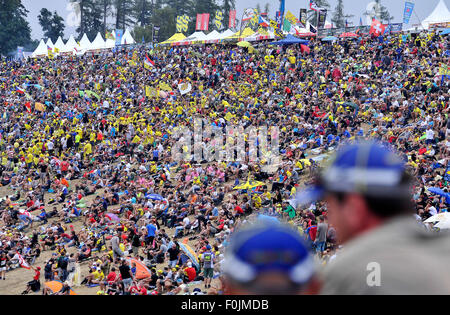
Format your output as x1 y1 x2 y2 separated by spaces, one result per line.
389 23 403 33
403 2 415 24
318 10 327 29
115 29 123 46
299 9 307 28
229 10 237 28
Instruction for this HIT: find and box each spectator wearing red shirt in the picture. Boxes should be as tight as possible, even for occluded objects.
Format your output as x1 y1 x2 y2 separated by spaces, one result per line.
184 262 197 282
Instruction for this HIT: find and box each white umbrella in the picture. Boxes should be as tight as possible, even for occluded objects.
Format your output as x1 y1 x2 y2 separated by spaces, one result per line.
424 212 450 223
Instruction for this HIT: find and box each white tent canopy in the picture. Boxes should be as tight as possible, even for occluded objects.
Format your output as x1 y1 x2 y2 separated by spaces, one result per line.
89 32 106 50
78 34 92 51
421 0 450 29
204 30 220 40
409 0 450 30
121 29 135 45
186 31 207 42
218 29 235 39
45 38 54 49
61 35 79 53
31 39 48 57
53 36 65 52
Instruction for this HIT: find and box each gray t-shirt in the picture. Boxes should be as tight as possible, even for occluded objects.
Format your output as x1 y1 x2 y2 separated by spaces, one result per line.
320 216 450 295
316 222 328 243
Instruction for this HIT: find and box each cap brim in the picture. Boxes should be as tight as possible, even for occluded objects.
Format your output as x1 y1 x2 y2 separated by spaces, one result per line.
291 186 325 208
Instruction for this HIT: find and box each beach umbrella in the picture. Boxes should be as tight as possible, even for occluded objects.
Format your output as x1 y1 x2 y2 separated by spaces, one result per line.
145 193 164 201
177 242 199 269
126 258 151 279
44 281 77 295
105 213 120 223
237 41 252 48
322 36 338 41
339 32 358 38
233 178 266 190
424 212 450 223
440 28 450 35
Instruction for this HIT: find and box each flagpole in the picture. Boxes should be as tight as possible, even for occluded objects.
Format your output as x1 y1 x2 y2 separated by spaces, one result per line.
239 9 247 39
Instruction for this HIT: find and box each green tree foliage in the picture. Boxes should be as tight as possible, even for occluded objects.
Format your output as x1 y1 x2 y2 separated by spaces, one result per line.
364 0 394 24
113 0 135 30
0 0 31 56
331 0 354 28
221 0 236 29
97 0 112 34
38 8 66 43
151 6 176 41
132 0 152 27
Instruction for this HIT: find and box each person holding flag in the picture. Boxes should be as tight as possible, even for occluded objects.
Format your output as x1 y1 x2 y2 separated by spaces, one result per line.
21 266 41 294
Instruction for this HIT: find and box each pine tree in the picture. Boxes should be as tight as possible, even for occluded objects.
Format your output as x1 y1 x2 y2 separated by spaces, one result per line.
331 0 354 28
151 6 176 41
364 0 394 24
113 0 135 30
132 0 152 27
38 8 66 43
221 0 236 30
264 3 270 16
0 0 32 56
96 0 112 34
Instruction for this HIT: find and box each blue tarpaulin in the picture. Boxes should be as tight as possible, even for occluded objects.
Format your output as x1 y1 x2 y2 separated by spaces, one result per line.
270 34 309 45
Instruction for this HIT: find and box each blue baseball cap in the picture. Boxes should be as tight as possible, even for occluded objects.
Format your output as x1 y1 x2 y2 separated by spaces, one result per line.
223 222 314 286
294 141 410 206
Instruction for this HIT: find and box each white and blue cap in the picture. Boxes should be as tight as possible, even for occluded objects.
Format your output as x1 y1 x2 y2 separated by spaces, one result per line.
223 222 314 287
295 141 410 206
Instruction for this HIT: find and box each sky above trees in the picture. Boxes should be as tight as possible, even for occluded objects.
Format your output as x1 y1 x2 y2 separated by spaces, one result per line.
22 0 450 40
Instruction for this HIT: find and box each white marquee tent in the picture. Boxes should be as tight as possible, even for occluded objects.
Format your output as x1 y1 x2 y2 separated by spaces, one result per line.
45 38 54 49
31 39 48 57
121 29 136 45
89 32 107 50
61 35 79 53
78 33 92 51
408 0 450 30
53 36 66 52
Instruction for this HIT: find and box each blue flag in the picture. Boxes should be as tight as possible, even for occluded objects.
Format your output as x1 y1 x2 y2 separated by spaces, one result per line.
403 2 414 24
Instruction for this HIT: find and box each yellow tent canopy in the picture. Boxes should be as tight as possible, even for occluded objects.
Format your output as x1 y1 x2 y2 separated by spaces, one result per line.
160 33 186 45
225 28 255 41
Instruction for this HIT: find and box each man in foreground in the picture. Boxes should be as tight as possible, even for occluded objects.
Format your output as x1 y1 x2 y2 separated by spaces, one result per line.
297 141 450 294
